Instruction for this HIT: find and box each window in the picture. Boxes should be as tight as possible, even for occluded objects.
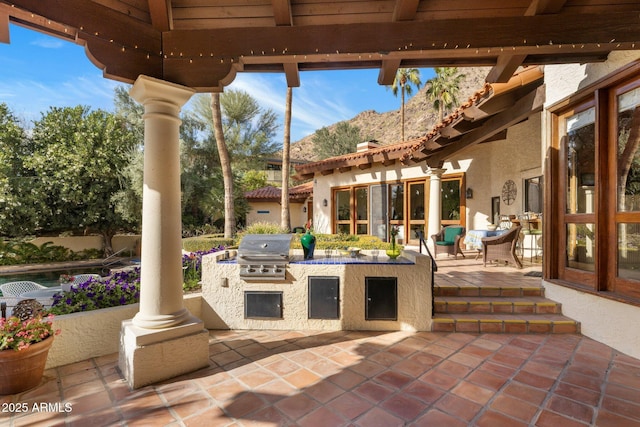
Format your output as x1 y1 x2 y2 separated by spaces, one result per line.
551 67 640 301
524 176 543 214
335 189 351 234
441 178 461 225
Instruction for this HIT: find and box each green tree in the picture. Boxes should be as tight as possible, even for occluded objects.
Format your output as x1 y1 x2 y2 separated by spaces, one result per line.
312 121 362 160
241 170 268 192
390 68 422 141
190 90 280 236
25 106 139 254
425 67 466 122
0 103 44 236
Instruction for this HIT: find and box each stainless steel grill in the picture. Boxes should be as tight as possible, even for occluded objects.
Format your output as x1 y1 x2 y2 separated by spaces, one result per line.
237 234 292 281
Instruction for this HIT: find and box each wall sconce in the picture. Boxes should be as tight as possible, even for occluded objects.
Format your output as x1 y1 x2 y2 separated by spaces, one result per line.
465 188 473 199
323 199 328 207
302 206 307 213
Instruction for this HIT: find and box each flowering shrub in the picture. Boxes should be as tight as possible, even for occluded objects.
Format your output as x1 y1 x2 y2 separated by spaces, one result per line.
48 268 141 315
0 315 59 351
182 246 224 291
59 274 74 284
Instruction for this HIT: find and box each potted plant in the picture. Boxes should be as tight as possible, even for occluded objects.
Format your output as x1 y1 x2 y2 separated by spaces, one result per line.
386 225 401 259
0 306 59 395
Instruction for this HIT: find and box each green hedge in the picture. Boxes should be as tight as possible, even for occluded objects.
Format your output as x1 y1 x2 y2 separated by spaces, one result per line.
182 235 235 252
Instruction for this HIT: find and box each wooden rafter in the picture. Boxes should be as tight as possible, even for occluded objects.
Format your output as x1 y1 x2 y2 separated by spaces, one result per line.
0 10 9 43
148 0 172 32
486 0 569 83
425 84 545 167
272 0 292 26
378 58 401 85
283 62 300 87
392 0 419 21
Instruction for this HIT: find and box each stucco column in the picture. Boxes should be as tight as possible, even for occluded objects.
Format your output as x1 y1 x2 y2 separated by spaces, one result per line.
427 167 446 242
130 76 195 329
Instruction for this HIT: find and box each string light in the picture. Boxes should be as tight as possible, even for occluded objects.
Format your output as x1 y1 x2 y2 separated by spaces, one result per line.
10 11 639 67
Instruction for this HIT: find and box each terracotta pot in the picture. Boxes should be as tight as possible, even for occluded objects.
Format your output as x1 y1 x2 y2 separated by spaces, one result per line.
0 336 54 395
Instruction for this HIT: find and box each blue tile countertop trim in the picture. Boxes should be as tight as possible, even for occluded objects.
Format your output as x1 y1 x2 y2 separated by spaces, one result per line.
218 255 414 265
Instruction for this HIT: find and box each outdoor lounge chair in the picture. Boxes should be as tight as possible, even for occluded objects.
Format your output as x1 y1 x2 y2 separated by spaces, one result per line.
71 274 102 284
0 281 46 297
431 226 466 258
482 225 523 269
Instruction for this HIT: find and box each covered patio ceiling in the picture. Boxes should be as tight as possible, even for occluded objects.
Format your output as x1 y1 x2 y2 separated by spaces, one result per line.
1 0 640 91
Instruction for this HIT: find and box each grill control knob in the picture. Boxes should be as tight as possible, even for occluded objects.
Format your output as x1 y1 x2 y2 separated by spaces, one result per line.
260 265 268 273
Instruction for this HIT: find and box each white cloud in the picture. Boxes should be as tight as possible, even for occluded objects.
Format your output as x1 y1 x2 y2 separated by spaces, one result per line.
29 37 65 49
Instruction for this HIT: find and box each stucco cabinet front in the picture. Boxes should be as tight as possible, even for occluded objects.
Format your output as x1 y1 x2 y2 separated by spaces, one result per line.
201 250 433 332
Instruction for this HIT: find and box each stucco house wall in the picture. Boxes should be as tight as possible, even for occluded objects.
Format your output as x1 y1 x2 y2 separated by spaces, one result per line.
310 115 542 237
246 201 307 230
463 114 542 230
542 52 640 360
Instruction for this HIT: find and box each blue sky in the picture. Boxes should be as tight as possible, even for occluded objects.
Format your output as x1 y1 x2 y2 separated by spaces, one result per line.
0 24 434 142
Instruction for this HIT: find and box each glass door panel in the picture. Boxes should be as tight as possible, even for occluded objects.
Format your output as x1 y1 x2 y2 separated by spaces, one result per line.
355 187 368 235
441 179 461 226
335 189 351 234
615 84 640 293
407 182 425 244
559 105 596 286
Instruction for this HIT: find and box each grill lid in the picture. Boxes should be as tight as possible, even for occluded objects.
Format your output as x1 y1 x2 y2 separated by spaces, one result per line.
237 234 292 261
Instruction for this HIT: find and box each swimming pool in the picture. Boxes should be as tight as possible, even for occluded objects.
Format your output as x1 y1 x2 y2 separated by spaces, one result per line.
0 266 110 288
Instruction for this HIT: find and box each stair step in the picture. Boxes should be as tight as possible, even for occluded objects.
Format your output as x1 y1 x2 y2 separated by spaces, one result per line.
434 297 562 314
432 313 580 334
434 285 544 298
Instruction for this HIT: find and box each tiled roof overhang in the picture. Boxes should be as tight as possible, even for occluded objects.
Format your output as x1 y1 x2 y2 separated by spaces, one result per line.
294 66 544 180
245 182 312 203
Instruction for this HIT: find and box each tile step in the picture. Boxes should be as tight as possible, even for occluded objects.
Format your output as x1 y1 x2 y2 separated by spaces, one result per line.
434 296 562 314
434 285 544 298
432 313 580 334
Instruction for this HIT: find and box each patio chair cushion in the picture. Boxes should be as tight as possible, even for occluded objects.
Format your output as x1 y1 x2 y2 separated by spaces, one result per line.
442 226 464 244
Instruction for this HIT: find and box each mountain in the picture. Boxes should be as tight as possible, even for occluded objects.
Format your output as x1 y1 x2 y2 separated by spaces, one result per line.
289 67 491 162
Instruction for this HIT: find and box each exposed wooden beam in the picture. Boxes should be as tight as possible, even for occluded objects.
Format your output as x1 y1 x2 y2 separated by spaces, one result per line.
358 163 372 170
0 11 9 43
148 0 172 32
320 169 334 176
526 0 567 15
272 0 292 26
392 0 419 21
166 12 640 62
426 85 545 166
283 62 300 87
486 54 527 83
338 166 352 173
486 0 568 82
378 59 401 85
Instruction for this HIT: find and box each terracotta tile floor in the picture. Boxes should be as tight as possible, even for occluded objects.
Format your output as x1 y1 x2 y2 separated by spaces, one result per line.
2 256 640 427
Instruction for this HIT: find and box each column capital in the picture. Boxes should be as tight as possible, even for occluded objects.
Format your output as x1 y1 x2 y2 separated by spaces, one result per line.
130 75 195 109
426 167 447 178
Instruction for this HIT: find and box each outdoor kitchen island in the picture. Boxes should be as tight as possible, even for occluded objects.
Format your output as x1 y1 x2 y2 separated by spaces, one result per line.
200 237 433 332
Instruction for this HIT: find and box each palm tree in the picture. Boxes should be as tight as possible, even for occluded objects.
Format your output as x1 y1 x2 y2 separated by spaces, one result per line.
281 87 293 231
390 68 422 141
210 92 236 238
425 67 466 122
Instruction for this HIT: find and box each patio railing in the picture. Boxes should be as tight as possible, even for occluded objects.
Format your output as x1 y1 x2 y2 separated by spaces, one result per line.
417 231 437 316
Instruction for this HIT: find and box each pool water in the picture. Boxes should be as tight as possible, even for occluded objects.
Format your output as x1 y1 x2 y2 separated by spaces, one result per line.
0 267 109 288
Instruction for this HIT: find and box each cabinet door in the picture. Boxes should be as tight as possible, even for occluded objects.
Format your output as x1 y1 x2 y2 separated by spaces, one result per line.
365 277 397 320
308 277 340 319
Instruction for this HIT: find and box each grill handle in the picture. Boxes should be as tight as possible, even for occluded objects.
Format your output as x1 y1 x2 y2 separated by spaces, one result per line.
237 254 289 260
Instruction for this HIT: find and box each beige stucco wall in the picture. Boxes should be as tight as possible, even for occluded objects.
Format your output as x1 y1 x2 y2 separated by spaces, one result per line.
462 114 542 229
46 294 202 369
541 52 640 361
246 201 307 230
201 249 432 332
543 281 640 359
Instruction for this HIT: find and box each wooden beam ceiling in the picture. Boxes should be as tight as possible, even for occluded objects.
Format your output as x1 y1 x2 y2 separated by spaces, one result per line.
3 0 640 91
